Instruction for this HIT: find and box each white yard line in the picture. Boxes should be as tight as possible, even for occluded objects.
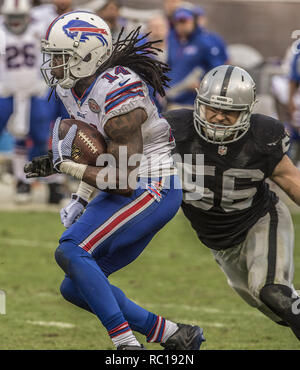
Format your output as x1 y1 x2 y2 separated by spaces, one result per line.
0 238 56 248
137 302 263 317
26 320 75 329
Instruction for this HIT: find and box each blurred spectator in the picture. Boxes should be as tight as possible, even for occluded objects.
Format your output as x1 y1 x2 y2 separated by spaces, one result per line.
166 6 227 109
289 48 300 118
144 13 169 112
194 5 229 64
31 0 74 28
0 0 69 204
163 0 182 29
96 0 128 42
146 13 169 63
287 46 300 165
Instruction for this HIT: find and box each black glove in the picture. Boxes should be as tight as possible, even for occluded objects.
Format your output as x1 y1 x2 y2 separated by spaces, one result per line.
24 151 57 178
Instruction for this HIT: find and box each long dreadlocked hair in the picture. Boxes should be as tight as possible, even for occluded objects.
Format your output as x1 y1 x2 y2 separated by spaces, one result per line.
97 26 170 97
49 26 170 101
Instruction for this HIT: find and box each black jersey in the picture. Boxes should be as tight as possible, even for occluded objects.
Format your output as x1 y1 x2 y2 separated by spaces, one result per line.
164 109 290 250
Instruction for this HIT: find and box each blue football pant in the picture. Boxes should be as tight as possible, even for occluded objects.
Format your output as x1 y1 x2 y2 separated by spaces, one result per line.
55 176 182 335
0 93 68 159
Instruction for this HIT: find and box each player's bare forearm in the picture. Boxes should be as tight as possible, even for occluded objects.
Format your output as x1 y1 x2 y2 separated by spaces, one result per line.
271 154 300 206
82 108 146 195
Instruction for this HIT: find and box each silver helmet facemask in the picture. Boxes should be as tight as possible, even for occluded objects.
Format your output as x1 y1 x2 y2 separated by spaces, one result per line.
40 46 80 89
194 65 257 144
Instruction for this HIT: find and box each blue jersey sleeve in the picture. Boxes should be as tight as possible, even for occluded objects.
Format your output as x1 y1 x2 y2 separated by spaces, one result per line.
290 52 300 82
200 32 227 70
207 32 229 64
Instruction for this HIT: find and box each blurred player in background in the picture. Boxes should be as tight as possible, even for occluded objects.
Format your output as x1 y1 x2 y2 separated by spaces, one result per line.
166 65 300 342
0 0 68 203
31 0 74 25
24 11 205 350
166 5 228 110
288 46 300 166
163 0 182 29
193 5 229 66
96 0 128 43
143 13 169 113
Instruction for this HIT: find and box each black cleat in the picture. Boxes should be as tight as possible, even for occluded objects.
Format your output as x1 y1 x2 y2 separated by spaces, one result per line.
160 323 205 350
117 344 146 350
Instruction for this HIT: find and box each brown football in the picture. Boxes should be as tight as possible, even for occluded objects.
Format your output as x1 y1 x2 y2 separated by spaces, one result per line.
59 118 107 166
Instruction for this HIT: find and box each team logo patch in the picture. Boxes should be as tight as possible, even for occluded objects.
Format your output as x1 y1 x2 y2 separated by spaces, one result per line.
63 20 108 46
77 111 86 119
88 98 101 113
71 145 82 160
146 181 163 202
218 145 227 156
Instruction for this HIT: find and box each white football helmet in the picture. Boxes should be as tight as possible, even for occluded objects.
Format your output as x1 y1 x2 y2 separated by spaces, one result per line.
194 65 257 144
2 0 31 34
40 11 113 89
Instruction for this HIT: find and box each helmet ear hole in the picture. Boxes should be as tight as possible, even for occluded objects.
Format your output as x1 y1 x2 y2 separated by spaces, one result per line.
83 53 92 62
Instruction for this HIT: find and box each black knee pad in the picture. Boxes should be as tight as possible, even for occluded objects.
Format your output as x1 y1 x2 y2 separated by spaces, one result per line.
54 244 70 273
260 284 300 340
260 284 294 313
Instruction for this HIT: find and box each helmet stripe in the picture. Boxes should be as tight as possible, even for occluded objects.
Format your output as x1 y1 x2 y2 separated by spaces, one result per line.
45 10 96 40
220 65 234 96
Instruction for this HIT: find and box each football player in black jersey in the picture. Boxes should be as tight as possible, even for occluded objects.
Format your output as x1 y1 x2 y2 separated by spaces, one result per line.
164 64 300 341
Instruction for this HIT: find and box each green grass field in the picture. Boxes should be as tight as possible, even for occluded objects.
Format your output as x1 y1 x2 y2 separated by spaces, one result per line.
0 209 299 350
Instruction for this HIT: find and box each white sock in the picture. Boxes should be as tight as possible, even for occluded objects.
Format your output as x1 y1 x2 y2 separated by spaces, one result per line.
109 322 141 348
147 316 179 343
162 320 179 343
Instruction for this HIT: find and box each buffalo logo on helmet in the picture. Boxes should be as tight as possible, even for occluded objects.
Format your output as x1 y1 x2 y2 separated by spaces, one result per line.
71 145 82 160
63 20 108 46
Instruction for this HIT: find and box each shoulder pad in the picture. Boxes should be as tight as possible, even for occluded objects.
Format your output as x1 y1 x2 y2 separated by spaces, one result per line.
250 113 286 147
163 109 194 143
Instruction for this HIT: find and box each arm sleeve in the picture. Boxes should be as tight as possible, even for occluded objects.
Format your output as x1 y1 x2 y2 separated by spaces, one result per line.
290 52 300 83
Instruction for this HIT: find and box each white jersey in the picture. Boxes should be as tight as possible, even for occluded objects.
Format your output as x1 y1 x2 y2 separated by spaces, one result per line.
31 4 58 30
56 66 176 177
0 19 46 97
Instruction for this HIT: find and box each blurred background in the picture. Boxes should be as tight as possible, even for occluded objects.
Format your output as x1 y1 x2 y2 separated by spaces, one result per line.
1 0 300 350
0 0 299 210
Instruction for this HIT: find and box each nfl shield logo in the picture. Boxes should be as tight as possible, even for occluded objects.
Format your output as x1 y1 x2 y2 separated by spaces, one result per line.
218 145 227 156
88 98 101 113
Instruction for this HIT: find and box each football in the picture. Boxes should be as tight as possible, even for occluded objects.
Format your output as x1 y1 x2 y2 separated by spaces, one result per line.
58 118 107 166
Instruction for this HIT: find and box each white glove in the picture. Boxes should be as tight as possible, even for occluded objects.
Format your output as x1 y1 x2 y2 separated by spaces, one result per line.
60 194 88 228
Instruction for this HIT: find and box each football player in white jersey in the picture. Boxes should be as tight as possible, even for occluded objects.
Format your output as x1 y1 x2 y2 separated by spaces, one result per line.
24 11 205 350
31 0 74 27
0 0 68 203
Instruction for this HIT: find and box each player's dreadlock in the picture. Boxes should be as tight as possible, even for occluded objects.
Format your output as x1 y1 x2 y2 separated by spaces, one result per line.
48 26 170 101
96 26 171 97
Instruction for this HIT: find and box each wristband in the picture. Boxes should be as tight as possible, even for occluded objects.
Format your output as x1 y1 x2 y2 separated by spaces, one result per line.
60 161 87 180
76 181 95 201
